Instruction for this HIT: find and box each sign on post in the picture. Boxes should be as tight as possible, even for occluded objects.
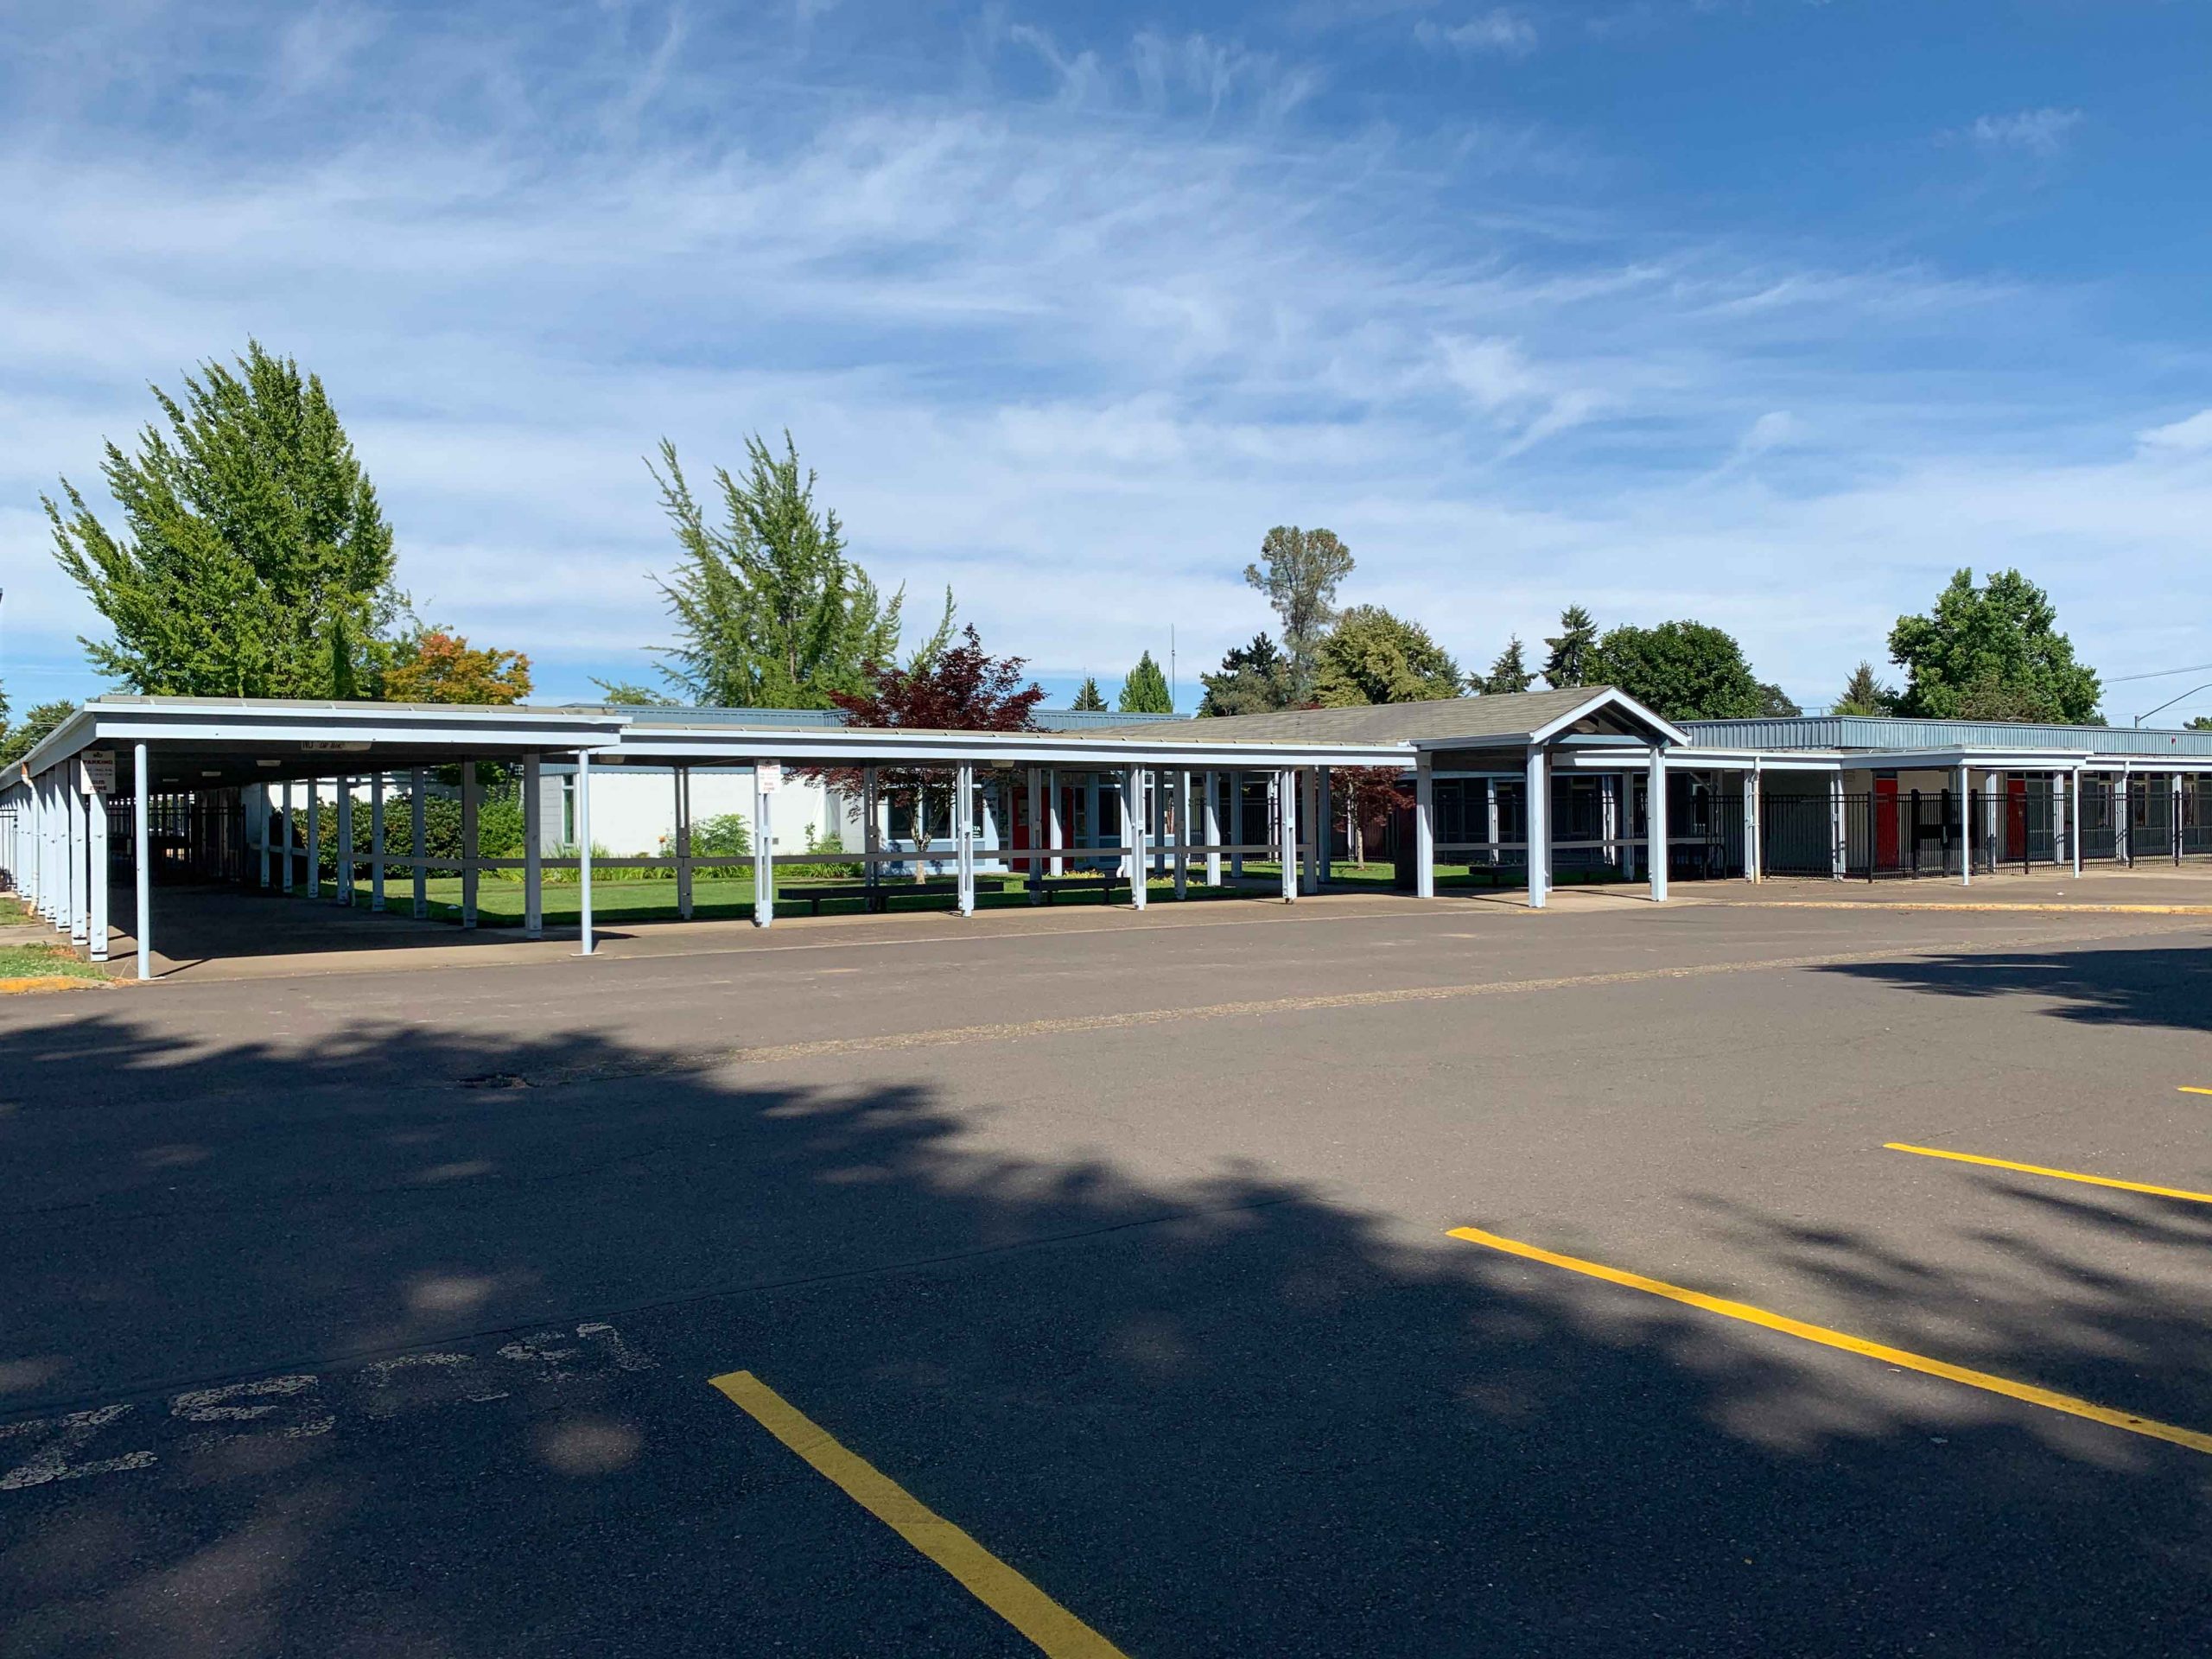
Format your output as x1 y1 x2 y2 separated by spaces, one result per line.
756 763 783 793
80 750 116 793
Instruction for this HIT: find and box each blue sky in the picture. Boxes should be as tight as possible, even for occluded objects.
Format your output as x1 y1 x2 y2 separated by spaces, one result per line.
4 1 2210 718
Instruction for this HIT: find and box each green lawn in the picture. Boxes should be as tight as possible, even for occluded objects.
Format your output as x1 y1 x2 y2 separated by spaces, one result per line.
0 943 113 981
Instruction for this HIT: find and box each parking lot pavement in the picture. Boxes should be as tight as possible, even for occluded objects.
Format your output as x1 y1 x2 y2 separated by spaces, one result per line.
6 901 2212 1655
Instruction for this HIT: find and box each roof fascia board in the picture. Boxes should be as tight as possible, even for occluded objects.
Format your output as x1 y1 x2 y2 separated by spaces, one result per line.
1528 688 1690 748
613 729 1408 768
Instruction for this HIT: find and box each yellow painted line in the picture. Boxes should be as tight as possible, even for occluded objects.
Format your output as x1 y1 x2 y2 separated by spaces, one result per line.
2180 1087 2212 1098
1738 901 2212 915
1884 1141 2212 1205
709 1370 1128 1659
1447 1225 2212 1458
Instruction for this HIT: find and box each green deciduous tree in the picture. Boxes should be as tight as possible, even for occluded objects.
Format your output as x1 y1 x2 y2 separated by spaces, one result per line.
1314 607 1462 706
1587 620 1767 721
1070 676 1109 712
1757 682 1802 717
46 340 397 696
1476 637 1535 696
1834 661 1897 715
378 625 532 705
643 435 951 708
1887 569 2101 723
1244 526 1354 703
1198 632 1294 716
1117 650 1173 713
1541 606 1599 690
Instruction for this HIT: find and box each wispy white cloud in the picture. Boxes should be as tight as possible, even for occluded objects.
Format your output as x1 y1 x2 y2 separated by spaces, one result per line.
1960 106 2083 156
1414 10 1539 56
2137 409 2212 454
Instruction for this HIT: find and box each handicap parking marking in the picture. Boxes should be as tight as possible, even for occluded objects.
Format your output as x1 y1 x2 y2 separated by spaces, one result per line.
711 1369 1129 1659
1883 1141 2212 1205
0 1320 658 1495
1448 1225 2212 1458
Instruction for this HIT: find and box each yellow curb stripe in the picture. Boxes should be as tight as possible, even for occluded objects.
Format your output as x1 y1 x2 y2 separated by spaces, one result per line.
2180 1087 2212 1098
1884 1141 2212 1205
1446 1225 2212 1457
710 1370 1128 1658
1735 901 2212 915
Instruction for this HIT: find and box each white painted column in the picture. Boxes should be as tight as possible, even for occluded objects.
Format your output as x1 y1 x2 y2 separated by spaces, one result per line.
576 749 595 954
410 769 428 918
1026 766 1044 905
2070 769 2083 875
956 761 976 916
1485 779 1501 867
1964 765 1981 889
67 776 87 945
1125 768 1148 908
862 766 881 903
1173 770 1189 899
675 765 693 920
87 778 109 962
133 744 151 981
280 780 295 893
460 760 480 928
1414 752 1436 899
1046 769 1064 879
1230 772 1245 880
1647 744 1669 903
307 779 322 898
1203 771 1222 887
1829 772 1846 879
524 753 544 939
2117 766 2133 866
1316 768 1332 885
1751 760 1765 883
1277 769 1298 902
2173 772 2184 864
751 760 773 929
257 783 271 889
337 774 355 905
1525 746 1550 909
370 773 387 912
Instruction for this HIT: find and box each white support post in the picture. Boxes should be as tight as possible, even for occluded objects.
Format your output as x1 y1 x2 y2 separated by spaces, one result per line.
863 766 881 903
1829 772 1847 879
1746 759 1764 884
67 778 87 945
751 760 773 929
461 760 480 928
2174 772 2184 864
337 775 354 905
1647 744 1669 903
1956 762 1971 886
370 773 386 912
410 770 428 918
1277 769 1298 902
576 750 596 953
1485 779 1501 867
307 783 321 899
1316 768 1332 886
1126 768 1148 908
1414 753 1436 899
1203 771 1222 887
2070 769 2083 875
281 780 295 893
674 765 693 921
1027 766 1045 905
1230 772 1245 880
524 753 544 939
1526 746 1550 909
133 744 151 981
2117 766 2132 867
88 777 109 962
1046 769 1064 879
257 783 272 889
956 761 976 917
1173 770 1189 899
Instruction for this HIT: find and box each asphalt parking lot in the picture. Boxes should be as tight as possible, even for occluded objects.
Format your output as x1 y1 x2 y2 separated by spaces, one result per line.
6 893 2212 1656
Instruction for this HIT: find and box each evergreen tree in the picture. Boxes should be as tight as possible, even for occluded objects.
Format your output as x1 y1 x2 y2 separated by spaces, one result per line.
46 340 397 696
1478 637 1535 696
1887 569 2100 722
1541 605 1599 690
1834 661 1897 715
1071 676 1109 712
1244 526 1354 702
1314 607 1462 706
1117 650 1173 713
1198 632 1294 716
642 434 952 707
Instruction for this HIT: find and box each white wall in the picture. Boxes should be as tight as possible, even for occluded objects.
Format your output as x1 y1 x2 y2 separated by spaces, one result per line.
552 766 835 858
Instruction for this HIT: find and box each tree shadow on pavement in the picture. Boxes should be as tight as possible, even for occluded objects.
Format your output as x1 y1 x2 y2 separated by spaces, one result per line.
1815 940 2212 1034
4 1011 2212 1657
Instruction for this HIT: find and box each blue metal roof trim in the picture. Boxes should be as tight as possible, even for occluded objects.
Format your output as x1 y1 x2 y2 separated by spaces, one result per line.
1683 714 2212 757
550 704 1192 734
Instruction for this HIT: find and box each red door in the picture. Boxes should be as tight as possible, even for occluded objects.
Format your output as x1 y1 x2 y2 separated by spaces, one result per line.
1874 777 1899 869
2005 778 2027 861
